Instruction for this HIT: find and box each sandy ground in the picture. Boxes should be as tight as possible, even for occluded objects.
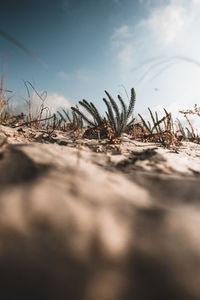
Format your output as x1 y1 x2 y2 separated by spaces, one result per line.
1 124 200 300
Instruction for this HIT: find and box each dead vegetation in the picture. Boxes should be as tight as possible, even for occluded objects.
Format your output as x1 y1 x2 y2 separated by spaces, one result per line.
0 75 13 123
1 81 200 149
179 104 200 143
137 108 182 147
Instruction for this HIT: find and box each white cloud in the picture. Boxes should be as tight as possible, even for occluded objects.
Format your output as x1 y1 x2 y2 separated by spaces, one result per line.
11 92 73 116
139 0 200 47
45 93 72 113
110 0 200 115
193 0 200 4
146 5 191 45
112 0 200 69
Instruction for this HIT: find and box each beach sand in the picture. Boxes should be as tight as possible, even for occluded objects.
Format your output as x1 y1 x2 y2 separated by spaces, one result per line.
0 124 200 300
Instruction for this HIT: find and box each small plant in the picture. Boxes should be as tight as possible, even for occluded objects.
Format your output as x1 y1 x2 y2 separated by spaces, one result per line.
70 88 136 140
71 100 103 127
57 107 83 131
138 108 171 134
138 108 180 147
103 88 136 137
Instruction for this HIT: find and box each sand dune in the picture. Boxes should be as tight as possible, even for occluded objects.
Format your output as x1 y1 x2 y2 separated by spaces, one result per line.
0 124 200 300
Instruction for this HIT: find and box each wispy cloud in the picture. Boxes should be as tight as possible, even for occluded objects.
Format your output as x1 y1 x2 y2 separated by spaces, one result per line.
118 44 134 71
76 70 96 82
139 0 200 48
57 70 70 81
112 25 131 41
110 0 200 113
111 25 135 74
57 69 96 84
111 0 200 76
142 1 193 45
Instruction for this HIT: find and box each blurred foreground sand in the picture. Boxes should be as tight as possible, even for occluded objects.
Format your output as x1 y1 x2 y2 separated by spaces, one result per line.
0 125 200 300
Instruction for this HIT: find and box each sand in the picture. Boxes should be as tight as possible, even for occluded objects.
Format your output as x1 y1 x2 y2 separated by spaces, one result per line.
0 124 200 300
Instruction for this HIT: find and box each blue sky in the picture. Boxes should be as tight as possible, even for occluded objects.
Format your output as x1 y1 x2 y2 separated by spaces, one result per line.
1 0 200 121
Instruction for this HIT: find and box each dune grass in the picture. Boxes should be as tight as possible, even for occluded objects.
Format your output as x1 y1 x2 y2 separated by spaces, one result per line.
1 81 200 147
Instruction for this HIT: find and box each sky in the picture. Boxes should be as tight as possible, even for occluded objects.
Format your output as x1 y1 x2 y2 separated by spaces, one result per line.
1 0 200 124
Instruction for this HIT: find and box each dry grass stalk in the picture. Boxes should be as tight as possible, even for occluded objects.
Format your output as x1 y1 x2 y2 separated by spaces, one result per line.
179 105 200 142
137 109 181 147
0 75 12 122
183 114 195 138
23 81 50 128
